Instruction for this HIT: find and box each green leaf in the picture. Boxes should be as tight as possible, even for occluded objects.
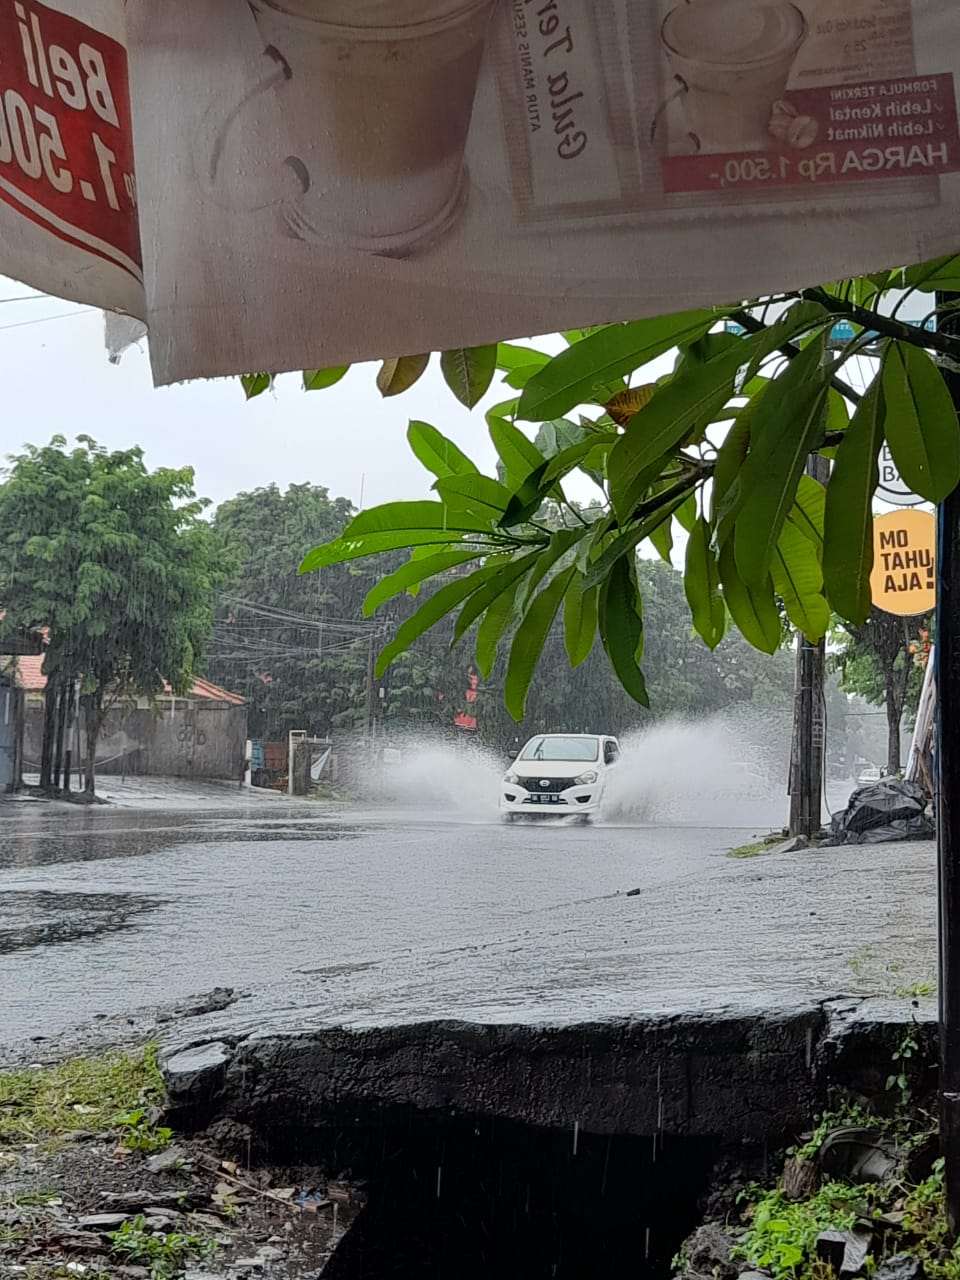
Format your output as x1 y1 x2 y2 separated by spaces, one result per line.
684 518 725 649
346 500 488 537
362 549 485 617
582 493 689 590
823 379 884 625
440 345 498 408
789 473 826 549
241 373 272 399
515 527 586 609
376 561 506 677
538 435 615 487
497 342 549 373
599 555 649 706
454 550 541 643
517 309 717 421
771 520 830 642
711 411 752 525
475 579 521 678
675 494 697 534
407 421 478 481
376 355 430 396
505 568 576 720
733 335 830 585
485 396 520 426
609 338 755 519
563 577 599 668
738 299 830 385
537 420 609 487
902 255 960 292
881 340 960 503
302 366 349 391
649 517 673 564
301 528 480 572
488 418 545 486
434 474 512 520
718 541 781 654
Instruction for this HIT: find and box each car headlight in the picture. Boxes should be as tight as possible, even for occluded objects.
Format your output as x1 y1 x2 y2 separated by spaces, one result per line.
504 772 521 784
573 771 598 785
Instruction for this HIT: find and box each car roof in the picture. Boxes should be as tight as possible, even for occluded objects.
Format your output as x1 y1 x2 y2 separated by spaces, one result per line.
523 732 617 742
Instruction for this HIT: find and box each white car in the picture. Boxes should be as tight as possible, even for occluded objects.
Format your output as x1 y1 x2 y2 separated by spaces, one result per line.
499 733 620 822
857 765 885 788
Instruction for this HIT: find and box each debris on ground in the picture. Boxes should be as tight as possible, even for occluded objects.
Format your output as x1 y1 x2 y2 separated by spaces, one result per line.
0 1046 359 1278
673 1101 948 1280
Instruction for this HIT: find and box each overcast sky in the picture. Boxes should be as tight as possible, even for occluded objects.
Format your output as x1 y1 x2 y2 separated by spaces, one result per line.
0 275 575 516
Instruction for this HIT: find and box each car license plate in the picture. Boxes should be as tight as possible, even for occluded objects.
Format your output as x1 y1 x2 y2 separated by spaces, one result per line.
537 794 558 803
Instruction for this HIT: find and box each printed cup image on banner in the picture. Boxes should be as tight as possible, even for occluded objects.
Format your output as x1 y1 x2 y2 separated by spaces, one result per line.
654 0 808 156
198 0 498 257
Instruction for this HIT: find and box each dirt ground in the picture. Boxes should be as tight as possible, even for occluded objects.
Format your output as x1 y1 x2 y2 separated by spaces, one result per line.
0 1045 360 1280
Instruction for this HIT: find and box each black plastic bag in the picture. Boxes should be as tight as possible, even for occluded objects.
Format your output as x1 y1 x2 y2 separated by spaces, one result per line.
822 778 934 846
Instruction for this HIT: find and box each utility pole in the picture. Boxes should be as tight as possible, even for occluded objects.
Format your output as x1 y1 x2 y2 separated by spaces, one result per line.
62 680 76 795
53 681 67 789
363 628 377 749
789 453 830 838
936 290 960 1233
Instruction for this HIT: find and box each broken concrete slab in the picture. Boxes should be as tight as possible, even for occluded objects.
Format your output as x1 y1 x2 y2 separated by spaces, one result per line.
162 1041 232 1105
161 996 937 1149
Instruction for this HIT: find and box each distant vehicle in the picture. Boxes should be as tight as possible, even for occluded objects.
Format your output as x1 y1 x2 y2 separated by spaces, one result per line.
857 765 885 788
499 733 620 823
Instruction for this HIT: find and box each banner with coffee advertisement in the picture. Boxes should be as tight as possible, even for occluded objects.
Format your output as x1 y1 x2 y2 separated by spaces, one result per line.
1 0 959 384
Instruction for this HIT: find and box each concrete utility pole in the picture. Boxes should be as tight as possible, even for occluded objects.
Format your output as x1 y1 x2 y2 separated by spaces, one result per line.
789 452 830 839
936 290 960 1233
363 628 377 748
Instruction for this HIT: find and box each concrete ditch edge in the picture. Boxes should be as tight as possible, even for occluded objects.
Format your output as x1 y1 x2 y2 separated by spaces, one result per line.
160 996 938 1143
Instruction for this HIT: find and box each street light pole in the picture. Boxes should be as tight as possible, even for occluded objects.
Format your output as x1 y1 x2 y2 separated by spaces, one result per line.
937 290 960 1233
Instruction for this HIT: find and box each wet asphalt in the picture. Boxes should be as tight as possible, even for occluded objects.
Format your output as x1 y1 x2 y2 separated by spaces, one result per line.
0 792 939 1051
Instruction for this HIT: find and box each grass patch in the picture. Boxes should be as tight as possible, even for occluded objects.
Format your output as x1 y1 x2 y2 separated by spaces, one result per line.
896 979 936 999
0 1044 164 1148
729 841 767 859
109 1214 217 1279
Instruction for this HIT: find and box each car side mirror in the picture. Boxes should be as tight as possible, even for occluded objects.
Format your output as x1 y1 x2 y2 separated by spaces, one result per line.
507 749 518 760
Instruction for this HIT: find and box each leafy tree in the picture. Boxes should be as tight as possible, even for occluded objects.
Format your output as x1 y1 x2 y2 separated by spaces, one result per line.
207 483 796 756
257 262 960 719
0 437 221 798
832 610 932 775
208 483 487 741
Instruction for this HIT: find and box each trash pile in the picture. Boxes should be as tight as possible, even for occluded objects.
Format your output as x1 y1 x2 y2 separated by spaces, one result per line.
821 778 934 847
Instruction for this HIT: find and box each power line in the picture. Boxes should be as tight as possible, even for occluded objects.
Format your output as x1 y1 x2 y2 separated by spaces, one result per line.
0 308 95 333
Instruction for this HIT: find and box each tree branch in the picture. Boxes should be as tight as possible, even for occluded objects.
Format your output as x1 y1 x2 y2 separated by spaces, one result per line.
730 307 863 404
806 287 960 362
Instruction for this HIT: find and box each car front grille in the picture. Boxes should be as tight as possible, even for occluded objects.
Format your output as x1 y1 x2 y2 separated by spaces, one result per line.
519 776 572 793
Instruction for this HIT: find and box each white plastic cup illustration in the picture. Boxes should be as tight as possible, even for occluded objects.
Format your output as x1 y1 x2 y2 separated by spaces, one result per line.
660 0 807 153
227 0 498 255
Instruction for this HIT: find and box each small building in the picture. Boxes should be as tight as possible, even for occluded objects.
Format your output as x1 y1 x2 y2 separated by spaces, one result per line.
0 670 24 793
10 656 247 785
0 627 42 794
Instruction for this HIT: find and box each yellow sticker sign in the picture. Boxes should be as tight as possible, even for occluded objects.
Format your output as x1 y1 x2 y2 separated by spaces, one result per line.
870 509 937 617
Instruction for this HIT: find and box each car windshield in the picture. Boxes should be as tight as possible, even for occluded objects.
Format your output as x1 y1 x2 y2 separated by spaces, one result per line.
519 736 599 762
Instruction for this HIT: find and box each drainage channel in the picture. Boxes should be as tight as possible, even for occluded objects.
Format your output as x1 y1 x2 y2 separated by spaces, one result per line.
239 1108 720 1279
161 1001 938 1276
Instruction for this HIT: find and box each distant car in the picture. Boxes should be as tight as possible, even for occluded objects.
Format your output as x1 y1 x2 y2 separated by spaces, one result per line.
499 733 620 822
857 765 884 789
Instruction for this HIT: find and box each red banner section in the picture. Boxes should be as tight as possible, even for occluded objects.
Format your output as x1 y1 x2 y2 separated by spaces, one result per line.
662 72 960 196
0 0 140 279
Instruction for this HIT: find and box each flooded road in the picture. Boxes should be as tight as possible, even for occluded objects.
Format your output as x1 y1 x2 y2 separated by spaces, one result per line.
0 792 937 1051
